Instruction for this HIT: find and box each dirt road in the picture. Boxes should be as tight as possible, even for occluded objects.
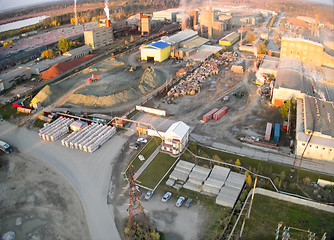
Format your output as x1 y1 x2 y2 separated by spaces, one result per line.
0 121 130 240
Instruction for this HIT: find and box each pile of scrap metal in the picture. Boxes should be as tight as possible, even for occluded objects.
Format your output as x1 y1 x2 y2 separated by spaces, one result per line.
167 58 224 98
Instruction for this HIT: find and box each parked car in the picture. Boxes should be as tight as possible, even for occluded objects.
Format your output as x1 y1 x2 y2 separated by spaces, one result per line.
145 190 153 200
184 198 193 208
176 196 185 207
137 138 148 144
161 192 172 202
129 143 139 150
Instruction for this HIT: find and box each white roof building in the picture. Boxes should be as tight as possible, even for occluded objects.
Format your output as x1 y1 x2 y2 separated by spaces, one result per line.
162 121 190 156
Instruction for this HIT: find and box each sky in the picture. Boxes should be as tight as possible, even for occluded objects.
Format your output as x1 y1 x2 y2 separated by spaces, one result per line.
0 0 332 13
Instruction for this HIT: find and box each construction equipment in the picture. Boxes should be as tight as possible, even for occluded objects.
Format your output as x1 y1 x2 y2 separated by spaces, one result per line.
88 74 100 83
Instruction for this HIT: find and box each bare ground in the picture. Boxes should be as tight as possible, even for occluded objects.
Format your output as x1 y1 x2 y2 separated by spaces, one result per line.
0 151 90 240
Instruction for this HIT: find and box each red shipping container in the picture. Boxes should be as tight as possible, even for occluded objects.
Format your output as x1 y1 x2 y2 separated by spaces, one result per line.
202 108 218 122
213 107 228 120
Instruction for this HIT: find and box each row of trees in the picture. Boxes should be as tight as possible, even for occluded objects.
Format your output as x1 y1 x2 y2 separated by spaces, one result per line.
2 40 13 48
40 37 73 59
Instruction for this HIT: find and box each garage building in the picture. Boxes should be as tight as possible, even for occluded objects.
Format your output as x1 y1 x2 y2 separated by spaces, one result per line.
140 41 171 63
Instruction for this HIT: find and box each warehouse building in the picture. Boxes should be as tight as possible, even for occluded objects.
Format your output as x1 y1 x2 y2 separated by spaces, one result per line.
63 45 92 60
296 95 334 160
219 32 240 46
271 57 313 107
140 41 171 62
258 56 279 77
280 37 334 68
152 9 179 22
161 121 190 156
0 67 31 92
84 21 114 50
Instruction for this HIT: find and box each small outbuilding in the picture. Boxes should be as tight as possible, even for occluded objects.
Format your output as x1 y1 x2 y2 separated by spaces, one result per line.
140 41 171 63
70 120 88 131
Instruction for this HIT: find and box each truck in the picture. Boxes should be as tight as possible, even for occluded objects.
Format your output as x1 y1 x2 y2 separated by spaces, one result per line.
0 140 12 153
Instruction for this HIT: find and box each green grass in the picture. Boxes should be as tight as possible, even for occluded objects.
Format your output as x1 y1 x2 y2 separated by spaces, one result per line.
33 119 45 128
136 152 176 189
241 194 334 240
131 137 161 174
0 105 27 120
127 110 139 120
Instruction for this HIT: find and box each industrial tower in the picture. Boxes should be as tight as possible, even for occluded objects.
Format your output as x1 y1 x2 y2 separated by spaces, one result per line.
127 164 147 230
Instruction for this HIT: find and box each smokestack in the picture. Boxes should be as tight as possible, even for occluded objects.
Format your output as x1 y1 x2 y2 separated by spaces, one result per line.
74 0 78 26
208 6 213 39
83 22 85 31
315 14 318 37
240 22 243 46
106 19 110 27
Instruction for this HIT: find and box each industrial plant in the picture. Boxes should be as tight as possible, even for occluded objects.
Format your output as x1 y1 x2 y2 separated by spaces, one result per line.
0 1 334 240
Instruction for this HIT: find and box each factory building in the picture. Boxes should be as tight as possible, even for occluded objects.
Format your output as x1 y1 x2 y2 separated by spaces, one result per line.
161 121 190 156
219 32 240 46
271 57 313 107
258 56 279 77
140 13 150 36
63 45 92 60
296 95 334 160
140 41 171 62
0 67 31 92
272 57 334 107
280 37 334 68
152 9 179 22
84 20 114 50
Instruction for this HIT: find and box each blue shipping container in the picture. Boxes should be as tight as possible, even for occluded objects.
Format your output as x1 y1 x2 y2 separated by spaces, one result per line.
92 117 107 123
274 123 280 142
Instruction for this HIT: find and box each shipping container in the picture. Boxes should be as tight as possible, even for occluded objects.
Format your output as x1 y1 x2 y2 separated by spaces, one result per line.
92 117 107 123
213 107 228 120
202 108 219 123
265 122 272 141
274 123 280 142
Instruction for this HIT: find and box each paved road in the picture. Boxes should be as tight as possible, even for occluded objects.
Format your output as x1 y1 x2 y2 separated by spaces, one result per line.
0 121 128 240
191 133 334 176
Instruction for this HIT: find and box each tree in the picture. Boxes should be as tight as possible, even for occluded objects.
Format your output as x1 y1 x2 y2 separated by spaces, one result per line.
125 40 128 45
8 40 13 46
70 18 76 25
41 49 55 59
279 99 296 121
245 171 252 186
92 17 97 22
257 42 267 55
246 31 255 43
235 159 241 167
58 37 69 53
130 35 134 42
3 42 9 48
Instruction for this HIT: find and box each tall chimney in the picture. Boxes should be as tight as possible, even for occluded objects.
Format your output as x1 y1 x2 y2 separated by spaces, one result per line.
106 19 110 27
314 14 318 37
74 2 78 26
208 6 213 39
240 22 243 46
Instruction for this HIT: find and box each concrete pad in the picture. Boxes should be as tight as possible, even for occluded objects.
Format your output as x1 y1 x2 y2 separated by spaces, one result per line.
253 151 269 161
212 142 227 150
225 145 241 154
269 153 283 163
240 147 255 157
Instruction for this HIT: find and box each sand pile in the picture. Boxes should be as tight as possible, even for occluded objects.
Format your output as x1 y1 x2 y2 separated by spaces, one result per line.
40 54 97 80
67 66 165 107
33 84 62 106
